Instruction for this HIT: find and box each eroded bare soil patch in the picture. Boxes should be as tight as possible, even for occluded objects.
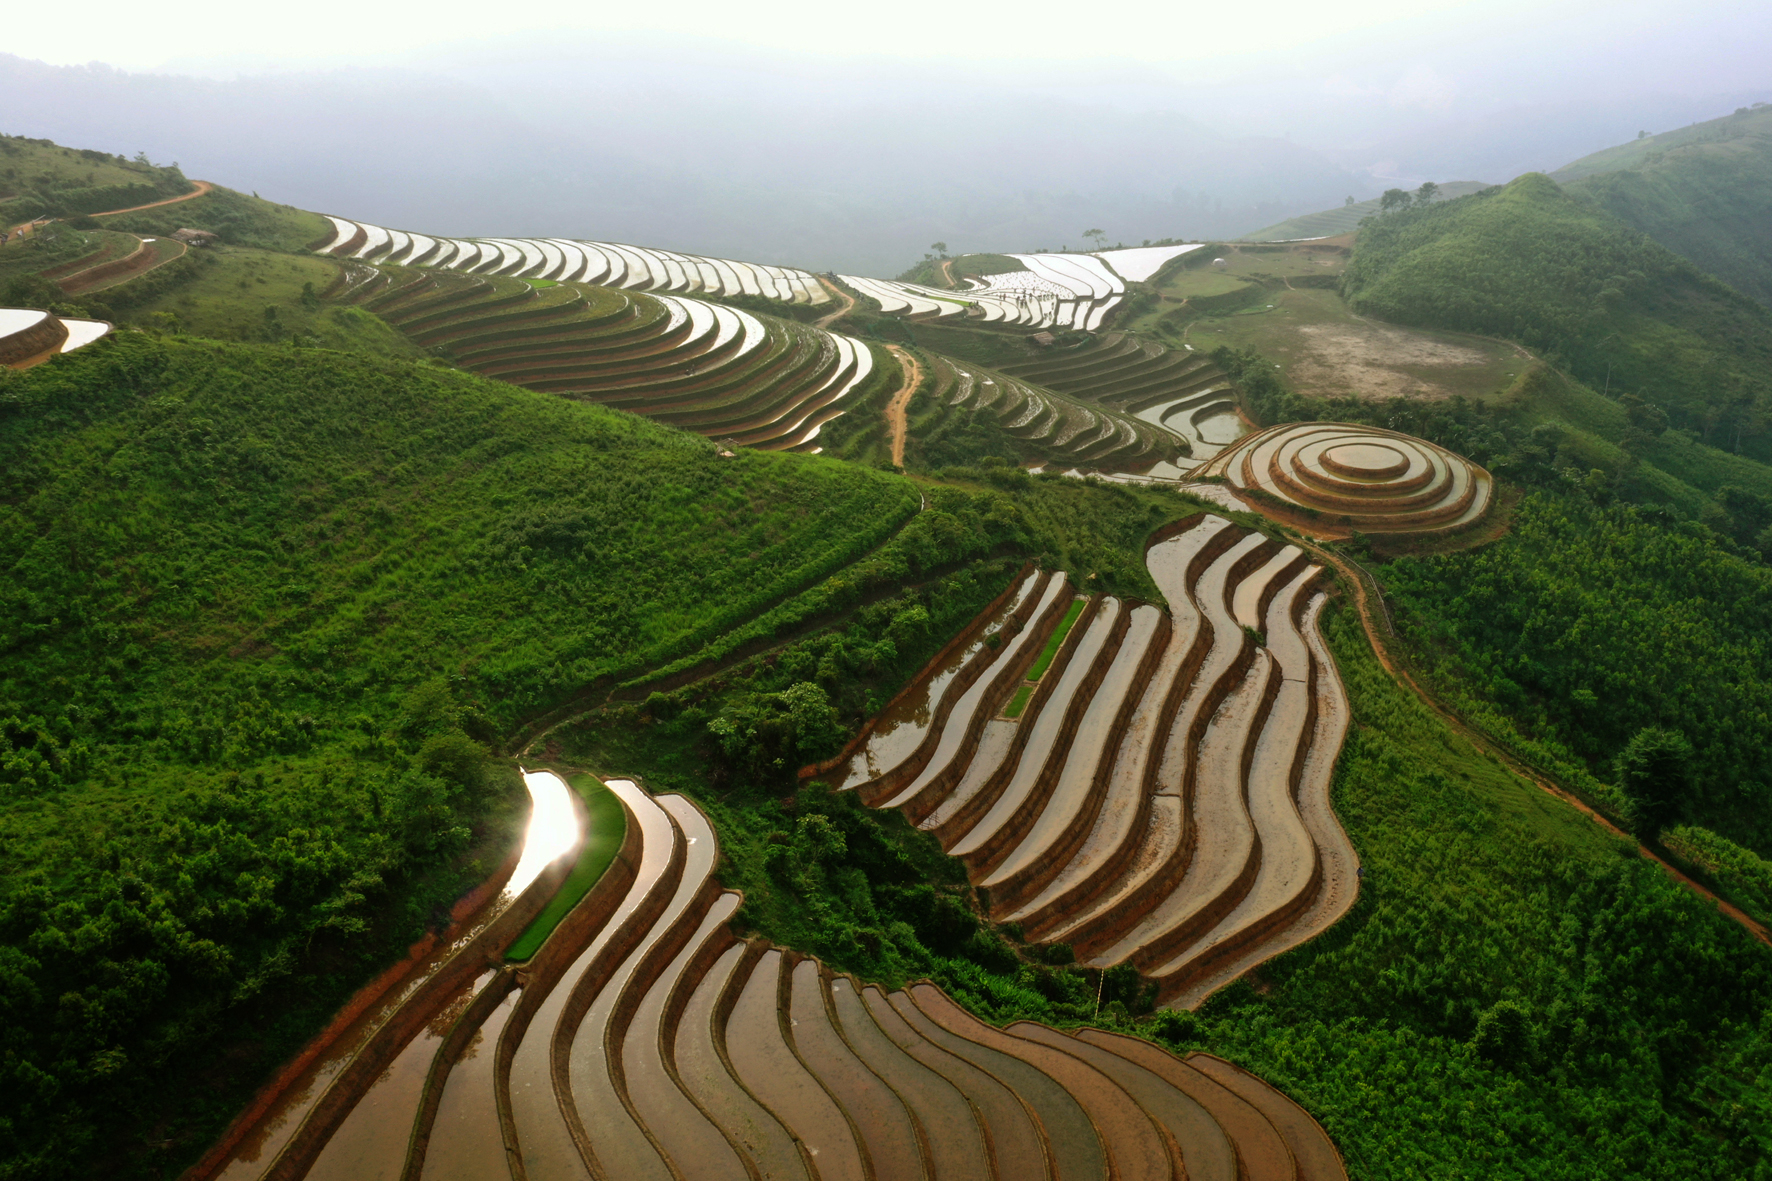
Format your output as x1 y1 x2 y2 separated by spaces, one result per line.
1290 321 1494 400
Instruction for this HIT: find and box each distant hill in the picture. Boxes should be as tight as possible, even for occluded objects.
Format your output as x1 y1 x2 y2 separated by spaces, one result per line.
1556 105 1772 307
1342 172 1772 462
1240 181 1493 241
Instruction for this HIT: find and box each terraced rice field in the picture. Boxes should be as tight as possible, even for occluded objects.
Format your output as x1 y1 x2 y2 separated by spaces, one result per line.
202 769 1345 1181
312 217 830 306
53 232 186 296
341 269 876 451
198 770 599 1181
843 245 1203 333
913 350 1183 468
0 306 110 368
1195 422 1493 534
839 519 1358 1008
995 333 1242 475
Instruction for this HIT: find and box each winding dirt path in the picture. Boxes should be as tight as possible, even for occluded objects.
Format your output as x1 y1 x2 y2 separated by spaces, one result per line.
92 178 214 218
5 179 214 243
1308 541 1770 946
883 344 922 468
815 275 857 329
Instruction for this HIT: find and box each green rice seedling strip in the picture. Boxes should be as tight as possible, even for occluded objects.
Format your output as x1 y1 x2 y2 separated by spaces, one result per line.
506 774 627 962
1027 599 1087 682
1003 684 1035 718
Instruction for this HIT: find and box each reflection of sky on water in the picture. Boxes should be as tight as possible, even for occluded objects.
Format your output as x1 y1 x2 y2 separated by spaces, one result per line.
505 769 579 897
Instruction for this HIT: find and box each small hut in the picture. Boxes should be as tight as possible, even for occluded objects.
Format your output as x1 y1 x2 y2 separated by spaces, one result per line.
1211 257 1230 270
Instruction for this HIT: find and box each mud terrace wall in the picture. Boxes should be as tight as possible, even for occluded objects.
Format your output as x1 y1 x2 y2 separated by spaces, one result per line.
838 516 1359 1010
1195 423 1493 534
338 271 874 452
312 217 830 306
199 773 1345 1181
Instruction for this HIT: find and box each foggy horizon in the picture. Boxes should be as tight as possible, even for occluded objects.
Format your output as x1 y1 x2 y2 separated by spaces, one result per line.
4 1 1769 274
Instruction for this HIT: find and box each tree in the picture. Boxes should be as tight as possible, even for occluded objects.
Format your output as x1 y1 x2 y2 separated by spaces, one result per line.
1618 393 1669 436
1472 999 1533 1067
1380 188 1412 214
1615 727 1693 834
1415 181 1440 204
1082 228 1106 249
1345 195 1356 206
1703 485 1772 548
930 242 948 257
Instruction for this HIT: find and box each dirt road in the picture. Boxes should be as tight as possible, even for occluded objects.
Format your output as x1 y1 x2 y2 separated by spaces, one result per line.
5 179 214 243
815 275 857 329
93 178 214 218
1310 541 1770 946
883 344 922 468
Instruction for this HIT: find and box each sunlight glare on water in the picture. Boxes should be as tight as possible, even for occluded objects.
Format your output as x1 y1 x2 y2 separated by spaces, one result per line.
505 769 580 898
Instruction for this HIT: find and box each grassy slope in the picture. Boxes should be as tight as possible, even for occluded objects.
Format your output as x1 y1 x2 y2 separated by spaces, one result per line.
112 246 421 357
1342 173 1772 461
1241 181 1493 241
0 134 189 223
99 184 329 254
0 333 918 1178
1552 104 1772 182
1560 107 1772 308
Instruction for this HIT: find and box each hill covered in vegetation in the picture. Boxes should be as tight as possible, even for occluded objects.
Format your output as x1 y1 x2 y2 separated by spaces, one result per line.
0 329 1233 1177
1556 104 1772 309
1342 172 1772 462
0 333 928 1174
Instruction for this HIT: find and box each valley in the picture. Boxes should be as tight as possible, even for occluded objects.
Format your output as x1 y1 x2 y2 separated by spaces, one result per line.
4 107 1772 1181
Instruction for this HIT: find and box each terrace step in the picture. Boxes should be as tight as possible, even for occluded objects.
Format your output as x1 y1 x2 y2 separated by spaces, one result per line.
207 777 1345 1180
317 219 829 305
725 949 869 1180
555 794 722 1180
1196 422 1494 535
782 957 924 1181
502 779 685 1181
356 269 876 451
838 515 1358 1008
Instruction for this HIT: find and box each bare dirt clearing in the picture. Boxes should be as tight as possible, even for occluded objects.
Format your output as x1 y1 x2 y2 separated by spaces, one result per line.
1187 287 1521 403
1289 320 1497 401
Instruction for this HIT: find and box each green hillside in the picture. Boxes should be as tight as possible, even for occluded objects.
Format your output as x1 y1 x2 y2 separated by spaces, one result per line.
1558 105 1772 308
8 126 1772 1181
1553 102 1772 181
0 133 190 224
0 333 919 1174
1241 180 1492 241
1342 173 1772 463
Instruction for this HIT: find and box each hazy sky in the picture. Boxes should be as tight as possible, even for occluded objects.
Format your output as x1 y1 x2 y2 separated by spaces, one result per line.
15 0 1768 83
17 0 1539 70
7 0 1770 272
